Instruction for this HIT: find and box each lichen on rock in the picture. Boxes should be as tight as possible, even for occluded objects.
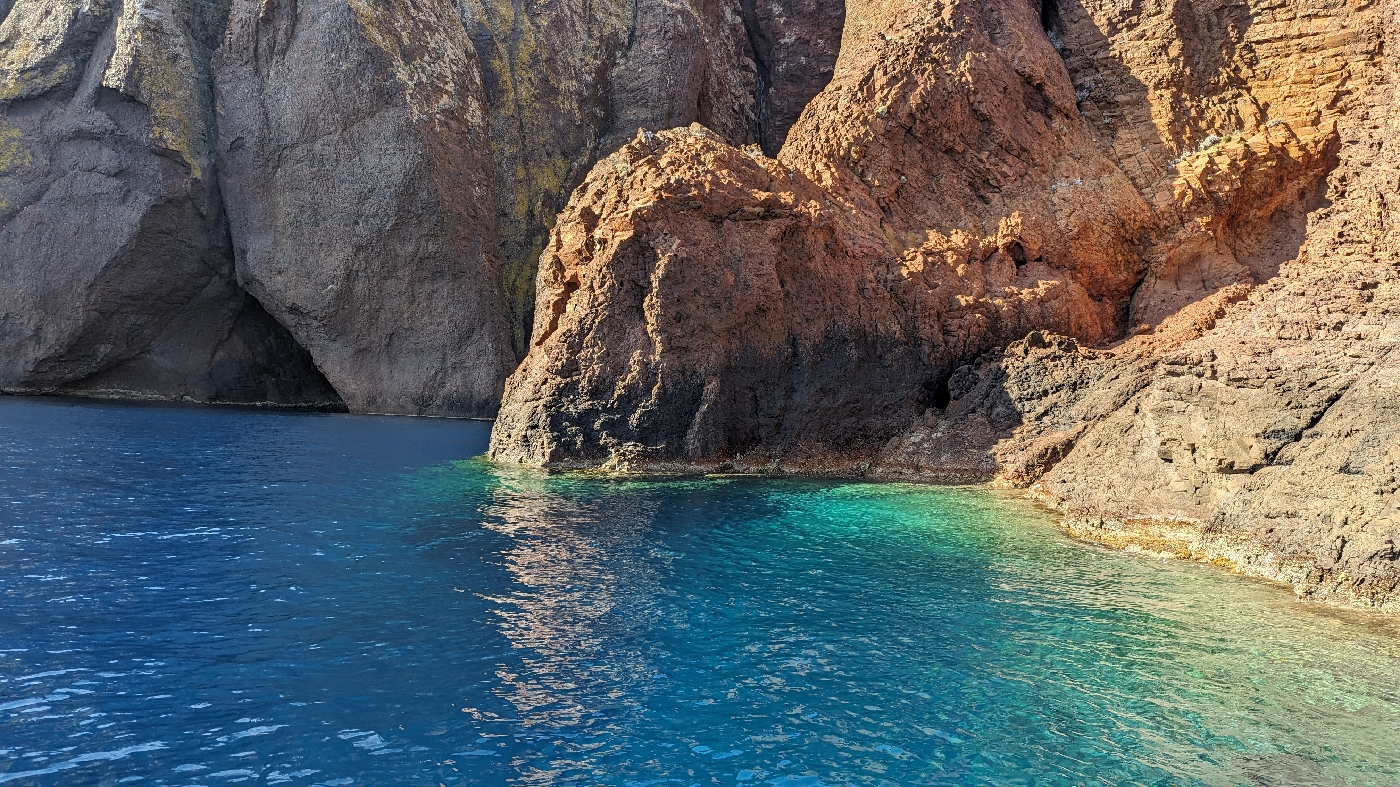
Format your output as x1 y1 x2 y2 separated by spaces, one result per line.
102 0 213 177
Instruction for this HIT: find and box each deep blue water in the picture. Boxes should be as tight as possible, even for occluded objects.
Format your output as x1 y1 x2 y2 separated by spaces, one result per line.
2 398 1399 787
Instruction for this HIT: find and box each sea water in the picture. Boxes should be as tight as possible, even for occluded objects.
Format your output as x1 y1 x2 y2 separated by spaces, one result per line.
1 397 1398 786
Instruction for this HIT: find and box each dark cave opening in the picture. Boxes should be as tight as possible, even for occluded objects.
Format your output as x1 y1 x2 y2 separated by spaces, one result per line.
1041 0 1060 31
1008 241 1028 267
929 374 952 410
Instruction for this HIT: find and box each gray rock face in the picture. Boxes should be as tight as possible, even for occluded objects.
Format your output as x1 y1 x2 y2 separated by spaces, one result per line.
213 0 517 417
462 0 847 355
0 0 340 407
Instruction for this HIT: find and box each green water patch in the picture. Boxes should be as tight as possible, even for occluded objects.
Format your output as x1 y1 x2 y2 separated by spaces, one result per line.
396 463 1400 784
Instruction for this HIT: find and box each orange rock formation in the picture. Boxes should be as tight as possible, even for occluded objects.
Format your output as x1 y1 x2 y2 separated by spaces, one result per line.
491 0 1399 612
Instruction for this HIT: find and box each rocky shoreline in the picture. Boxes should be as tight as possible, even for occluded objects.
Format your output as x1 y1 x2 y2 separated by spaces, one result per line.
1052 512 1399 616
4 0 1396 613
484 0 1399 614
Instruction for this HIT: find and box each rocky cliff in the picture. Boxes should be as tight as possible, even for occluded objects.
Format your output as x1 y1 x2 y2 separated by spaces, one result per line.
2 0 843 412
0 0 341 407
489 0 1400 613
4 0 1396 611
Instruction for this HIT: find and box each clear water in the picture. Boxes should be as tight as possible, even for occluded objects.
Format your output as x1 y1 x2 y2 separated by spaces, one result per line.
2 399 1399 787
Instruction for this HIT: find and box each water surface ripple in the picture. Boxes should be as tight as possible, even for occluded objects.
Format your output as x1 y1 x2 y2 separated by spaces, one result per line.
1 398 1398 786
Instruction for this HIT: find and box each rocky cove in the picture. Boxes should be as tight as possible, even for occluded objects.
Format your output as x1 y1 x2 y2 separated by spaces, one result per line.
2 0 1398 618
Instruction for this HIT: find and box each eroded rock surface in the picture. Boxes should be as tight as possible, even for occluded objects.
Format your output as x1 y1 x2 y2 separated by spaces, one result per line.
462 0 846 354
1015 0 1398 613
214 0 517 416
7 0 835 412
490 0 1164 469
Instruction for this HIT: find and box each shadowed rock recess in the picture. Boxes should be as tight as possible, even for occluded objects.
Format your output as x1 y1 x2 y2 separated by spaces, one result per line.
490 0 1400 613
3 0 1397 612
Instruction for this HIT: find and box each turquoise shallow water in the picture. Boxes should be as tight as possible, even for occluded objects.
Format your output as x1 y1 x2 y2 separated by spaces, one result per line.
1 398 1399 786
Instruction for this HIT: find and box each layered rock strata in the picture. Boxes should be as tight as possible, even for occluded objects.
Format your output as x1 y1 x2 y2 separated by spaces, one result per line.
491 0 1399 611
908 0 1400 612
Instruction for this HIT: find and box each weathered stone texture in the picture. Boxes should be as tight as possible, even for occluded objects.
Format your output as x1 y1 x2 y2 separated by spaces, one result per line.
741 0 844 154
7 0 840 412
1029 0 1400 611
214 0 517 416
461 0 846 355
0 0 340 407
489 0 1158 469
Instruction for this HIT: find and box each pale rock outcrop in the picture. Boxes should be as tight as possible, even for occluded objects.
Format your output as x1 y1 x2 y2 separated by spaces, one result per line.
214 0 517 416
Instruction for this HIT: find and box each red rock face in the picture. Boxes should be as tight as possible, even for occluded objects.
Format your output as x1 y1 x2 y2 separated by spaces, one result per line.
489 0 1159 469
466 0 849 355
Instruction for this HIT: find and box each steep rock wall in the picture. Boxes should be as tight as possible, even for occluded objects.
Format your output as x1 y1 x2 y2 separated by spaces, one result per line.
462 0 846 355
214 0 517 417
3 0 848 412
1034 0 1400 612
894 0 1400 612
0 0 339 406
489 0 1157 468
